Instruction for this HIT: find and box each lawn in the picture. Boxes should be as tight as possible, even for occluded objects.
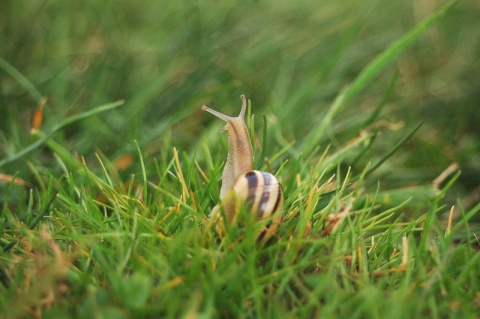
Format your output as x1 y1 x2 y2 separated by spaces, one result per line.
1 0 479 318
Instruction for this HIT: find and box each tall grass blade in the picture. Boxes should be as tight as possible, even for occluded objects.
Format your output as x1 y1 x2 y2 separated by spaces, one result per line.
302 0 457 155
0 57 43 102
364 121 423 178
0 100 125 168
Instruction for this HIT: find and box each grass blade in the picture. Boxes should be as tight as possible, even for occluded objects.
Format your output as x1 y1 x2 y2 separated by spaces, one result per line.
365 121 423 178
2 180 57 253
302 0 457 155
0 57 43 102
0 178 57 287
344 1 456 102
0 100 125 168
362 71 399 128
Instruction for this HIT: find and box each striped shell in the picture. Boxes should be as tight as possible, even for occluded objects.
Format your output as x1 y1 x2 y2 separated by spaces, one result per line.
211 170 283 242
232 171 283 241
232 171 283 221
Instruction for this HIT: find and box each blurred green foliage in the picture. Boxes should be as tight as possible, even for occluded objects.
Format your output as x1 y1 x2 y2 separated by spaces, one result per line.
1 0 480 317
1 1 478 198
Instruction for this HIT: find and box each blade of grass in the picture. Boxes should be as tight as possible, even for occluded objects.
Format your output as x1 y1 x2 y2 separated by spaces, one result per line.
362 70 399 128
256 114 269 169
0 177 57 287
135 140 148 202
2 179 57 253
348 69 399 168
344 1 456 102
302 0 457 155
364 121 423 178
0 100 125 168
0 57 43 102
447 201 479 239
350 129 379 168
321 122 422 198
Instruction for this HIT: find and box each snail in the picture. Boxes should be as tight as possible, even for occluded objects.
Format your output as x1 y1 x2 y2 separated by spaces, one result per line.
202 95 283 241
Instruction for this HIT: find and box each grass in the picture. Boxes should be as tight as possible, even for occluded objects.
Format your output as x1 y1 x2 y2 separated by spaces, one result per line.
1 0 479 318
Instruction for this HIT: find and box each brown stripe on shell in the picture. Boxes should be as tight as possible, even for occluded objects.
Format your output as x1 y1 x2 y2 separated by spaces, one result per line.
244 171 259 205
229 170 283 243
271 183 283 220
233 170 282 222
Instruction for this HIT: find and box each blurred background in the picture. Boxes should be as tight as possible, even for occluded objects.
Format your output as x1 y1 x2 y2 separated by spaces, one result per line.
1 0 479 210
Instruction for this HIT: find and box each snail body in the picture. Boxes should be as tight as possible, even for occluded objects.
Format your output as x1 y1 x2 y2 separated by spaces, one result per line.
202 95 283 240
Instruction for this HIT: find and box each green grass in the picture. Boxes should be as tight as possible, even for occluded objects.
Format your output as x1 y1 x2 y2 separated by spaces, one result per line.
1 0 479 318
